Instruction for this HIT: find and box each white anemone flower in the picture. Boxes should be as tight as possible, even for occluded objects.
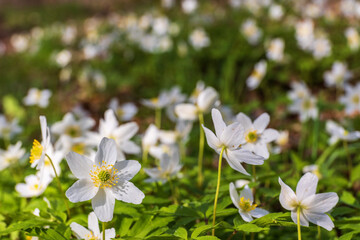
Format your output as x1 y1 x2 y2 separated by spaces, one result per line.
70 212 115 240
278 173 339 231
144 146 182 183
55 49 72 67
141 91 171 110
108 98 138 122
303 164 322 179
246 60 267 90
241 19 262 45
189 28 210 50
323 61 352 89
15 174 52 198
269 4 284 20
288 81 311 101
229 183 269 222
266 38 285 62
182 0 198 14
295 19 314 51
202 109 265 175
66 138 144 222
289 96 318 122
0 115 22 139
312 37 331 60
142 124 159 152
339 83 360 115
345 27 360 51
165 86 187 122
236 112 279 159
0 141 26 171
23 88 52 108
326 120 360 145
51 112 95 139
88 109 140 160
175 86 219 121
159 120 193 145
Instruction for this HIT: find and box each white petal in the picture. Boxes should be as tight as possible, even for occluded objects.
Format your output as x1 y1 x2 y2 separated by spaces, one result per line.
253 142 270 159
230 149 264 165
104 228 116 240
240 185 253 203
120 141 141 154
65 152 93 179
92 188 115 222
291 210 309 227
70 222 91 239
211 108 226 138
250 208 269 218
40 116 47 142
253 113 270 133
175 104 198 121
95 138 118 166
66 179 98 203
261 129 279 143
278 177 297 211
240 211 253 222
229 182 240 209
236 113 252 131
224 150 250 175
202 125 222 151
88 212 100 236
197 87 218 113
220 122 243 149
114 122 138 140
302 211 334 231
111 181 145 204
113 160 141 181
302 193 339 213
296 173 318 202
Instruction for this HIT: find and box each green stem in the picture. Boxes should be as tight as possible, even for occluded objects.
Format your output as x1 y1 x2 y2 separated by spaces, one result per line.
297 207 302 240
198 112 205 187
312 118 319 161
46 154 71 217
142 148 148 165
317 225 321 240
343 141 352 179
155 108 161 129
252 165 256 197
212 146 226 236
102 221 106 240
251 232 254 240
167 176 178 204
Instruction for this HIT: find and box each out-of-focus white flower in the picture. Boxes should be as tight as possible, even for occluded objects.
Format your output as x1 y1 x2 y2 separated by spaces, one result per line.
189 28 210 50
0 141 25 171
88 109 140 160
345 27 360 51
339 83 360 115
159 120 193 145
276 130 289 148
279 173 338 231
51 112 95 139
55 135 95 158
144 146 182 183
266 38 284 62
289 96 318 122
304 1 324 18
16 174 52 198
165 86 187 121
236 112 279 159
241 19 262 45
162 0 175 8
303 164 322 179
246 60 267 90
323 61 352 89
182 0 198 14
152 17 169 36
142 124 159 152
109 99 138 122
175 86 219 121
295 19 315 51
203 109 265 175
235 179 250 188
269 4 284 20
65 138 144 222
312 36 331 60
229 183 269 222
62 25 77 45
0 115 22 139
10 34 29 53
288 81 311 101
55 49 72 67
341 0 357 17
23 88 52 108
141 91 171 109
229 0 242 8
326 120 360 145
70 212 115 240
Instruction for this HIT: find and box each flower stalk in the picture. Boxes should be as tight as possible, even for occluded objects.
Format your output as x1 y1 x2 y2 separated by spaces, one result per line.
343 140 352 179
297 207 301 240
155 108 161 128
212 146 225 236
102 222 106 240
198 112 205 187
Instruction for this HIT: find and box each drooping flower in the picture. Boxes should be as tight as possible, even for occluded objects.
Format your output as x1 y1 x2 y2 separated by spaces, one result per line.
70 212 115 240
0 141 26 171
23 88 52 108
203 108 264 175
229 183 269 222
278 173 339 231
236 112 279 159
65 137 145 222
246 60 267 90
326 120 360 145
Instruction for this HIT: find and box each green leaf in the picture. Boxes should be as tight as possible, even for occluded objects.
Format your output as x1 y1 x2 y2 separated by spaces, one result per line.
2 95 25 120
191 224 219 239
196 236 220 240
174 227 188 240
0 218 54 236
235 223 266 233
41 229 67 240
341 191 356 205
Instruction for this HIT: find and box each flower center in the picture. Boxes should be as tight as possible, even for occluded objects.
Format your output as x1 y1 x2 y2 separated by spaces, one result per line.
251 69 261 79
245 130 258 143
71 143 85 154
352 95 359 104
239 197 257 212
151 97 159 104
302 99 312 110
65 126 81 137
90 161 119 188
117 108 124 117
30 139 43 164
85 232 98 240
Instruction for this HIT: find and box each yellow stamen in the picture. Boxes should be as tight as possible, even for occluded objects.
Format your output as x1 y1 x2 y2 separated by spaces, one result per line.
89 161 119 189
239 197 257 212
71 143 85 155
245 130 258 143
30 139 43 164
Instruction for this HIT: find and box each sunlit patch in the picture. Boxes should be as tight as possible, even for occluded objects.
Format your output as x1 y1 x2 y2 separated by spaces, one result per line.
239 197 257 212
30 139 43 163
245 130 258 143
90 161 119 189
